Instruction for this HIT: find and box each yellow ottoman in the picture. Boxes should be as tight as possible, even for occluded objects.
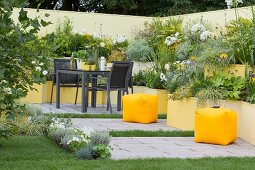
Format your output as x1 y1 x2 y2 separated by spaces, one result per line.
122 93 158 124
195 107 237 145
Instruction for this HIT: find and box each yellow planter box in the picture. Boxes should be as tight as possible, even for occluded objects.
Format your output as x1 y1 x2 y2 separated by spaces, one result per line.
20 83 48 104
205 64 254 78
82 63 96 71
239 102 255 145
144 88 168 114
167 97 198 130
21 81 103 104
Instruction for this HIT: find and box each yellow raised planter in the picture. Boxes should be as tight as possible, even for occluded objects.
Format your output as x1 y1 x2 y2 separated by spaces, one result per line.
205 64 255 78
20 83 48 104
82 64 96 71
167 97 199 130
239 102 255 145
144 88 168 114
21 81 103 105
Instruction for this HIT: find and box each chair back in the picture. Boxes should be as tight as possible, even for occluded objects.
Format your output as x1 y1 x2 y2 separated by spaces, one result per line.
111 61 134 87
109 62 131 89
53 59 79 84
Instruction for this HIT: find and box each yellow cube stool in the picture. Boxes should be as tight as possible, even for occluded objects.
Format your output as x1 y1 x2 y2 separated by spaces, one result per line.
195 107 237 145
122 93 158 124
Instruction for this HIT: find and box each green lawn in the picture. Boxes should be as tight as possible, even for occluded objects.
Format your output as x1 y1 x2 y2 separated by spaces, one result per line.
1 136 255 170
48 113 167 119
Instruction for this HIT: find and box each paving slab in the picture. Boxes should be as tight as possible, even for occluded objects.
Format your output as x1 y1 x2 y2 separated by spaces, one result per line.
110 137 255 160
72 118 177 131
32 103 122 114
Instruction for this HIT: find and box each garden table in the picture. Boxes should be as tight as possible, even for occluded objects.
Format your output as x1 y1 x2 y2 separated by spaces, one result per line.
55 69 123 113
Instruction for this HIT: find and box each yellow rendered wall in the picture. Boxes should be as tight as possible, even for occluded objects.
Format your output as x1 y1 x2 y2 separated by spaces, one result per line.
11 6 254 39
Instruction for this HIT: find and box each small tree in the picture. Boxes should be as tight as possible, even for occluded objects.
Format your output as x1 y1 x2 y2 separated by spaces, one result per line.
0 0 52 118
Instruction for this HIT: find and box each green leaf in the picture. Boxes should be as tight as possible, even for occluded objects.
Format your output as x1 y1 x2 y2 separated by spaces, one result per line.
45 13 50 17
18 8 28 22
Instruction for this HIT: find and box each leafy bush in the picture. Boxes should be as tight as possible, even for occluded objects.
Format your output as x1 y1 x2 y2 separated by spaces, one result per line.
0 1 52 124
28 0 255 17
135 18 183 51
225 17 255 65
133 70 146 86
48 119 112 159
0 114 15 140
144 70 165 89
14 106 51 136
76 143 94 160
76 130 112 160
126 39 155 62
90 131 111 145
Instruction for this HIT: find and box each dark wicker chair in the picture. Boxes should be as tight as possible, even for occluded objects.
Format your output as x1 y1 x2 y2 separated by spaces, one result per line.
50 59 80 105
111 61 134 94
89 62 131 114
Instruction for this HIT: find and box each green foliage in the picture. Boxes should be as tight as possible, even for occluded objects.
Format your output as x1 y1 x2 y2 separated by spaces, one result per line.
90 131 111 145
28 0 255 17
126 39 155 62
76 143 94 160
53 17 76 57
136 18 182 51
225 17 255 65
245 80 255 104
0 114 15 139
92 144 111 159
211 72 247 100
133 70 146 86
0 1 52 138
144 70 165 89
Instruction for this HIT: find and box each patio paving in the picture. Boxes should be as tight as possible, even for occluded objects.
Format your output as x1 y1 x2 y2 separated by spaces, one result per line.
110 137 255 159
71 118 255 160
72 118 177 131
32 103 255 160
32 103 122 114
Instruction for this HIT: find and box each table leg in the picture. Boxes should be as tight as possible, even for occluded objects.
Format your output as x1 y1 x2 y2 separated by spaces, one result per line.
56 71 60 109
82 72 87 113
117 90 122 111
91 75 97 107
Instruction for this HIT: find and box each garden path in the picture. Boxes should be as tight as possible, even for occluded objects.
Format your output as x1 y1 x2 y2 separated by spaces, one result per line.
32 103 122 114
32 103 255 160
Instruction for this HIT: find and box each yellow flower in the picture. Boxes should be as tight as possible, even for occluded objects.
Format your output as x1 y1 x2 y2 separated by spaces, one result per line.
84 33 91 40
220 53 228 59
190 56 198 61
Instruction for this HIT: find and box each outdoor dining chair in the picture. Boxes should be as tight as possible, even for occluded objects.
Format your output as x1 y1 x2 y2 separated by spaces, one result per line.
111 61 134 94
89 62 131 114
50 58 81 105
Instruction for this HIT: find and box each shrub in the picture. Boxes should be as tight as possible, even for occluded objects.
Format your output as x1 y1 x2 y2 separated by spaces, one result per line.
144 70 165 89
126 39 155 62
133 70 146 86
0 1 52 126
76 143 94 160
90 130 111 145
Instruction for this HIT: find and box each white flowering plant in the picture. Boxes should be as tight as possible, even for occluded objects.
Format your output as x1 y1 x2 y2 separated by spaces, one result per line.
0 1 53 122
60 128 90 152
48 118 112 159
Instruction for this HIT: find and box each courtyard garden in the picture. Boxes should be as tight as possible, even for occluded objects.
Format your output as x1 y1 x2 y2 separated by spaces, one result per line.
1 0 255 169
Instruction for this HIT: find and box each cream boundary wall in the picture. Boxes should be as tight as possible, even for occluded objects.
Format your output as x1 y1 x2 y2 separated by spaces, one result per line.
12 6 254 39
